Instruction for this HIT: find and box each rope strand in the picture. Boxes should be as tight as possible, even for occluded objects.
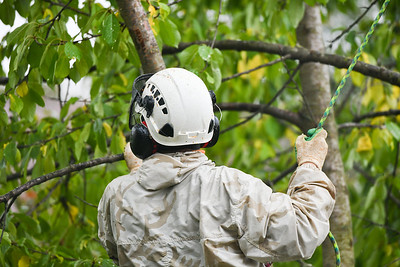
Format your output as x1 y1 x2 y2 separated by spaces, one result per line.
316 0 391 131
310 1 391 266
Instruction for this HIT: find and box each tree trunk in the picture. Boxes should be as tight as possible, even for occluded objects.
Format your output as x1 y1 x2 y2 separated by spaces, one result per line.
296 5 354 267
116 0 165 73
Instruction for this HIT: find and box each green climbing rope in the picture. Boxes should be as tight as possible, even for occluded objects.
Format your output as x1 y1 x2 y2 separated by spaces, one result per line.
306 1 391 266
328 231 341 266
316 0 391 131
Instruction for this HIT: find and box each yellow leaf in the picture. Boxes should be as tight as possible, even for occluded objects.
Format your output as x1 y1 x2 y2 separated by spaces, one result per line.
148 5 157 17
362 80 384 107
119 73 128 86
148 17 157 35
40 145 48 157
86 218 95 228
103 122 112 137
285 128 298 146
119 130 127 151
254 139 262 150
248 54 265 87
356 133 373 152
18 256 30 267
392 85 400 99
350 71 364 87
237 52 247 74
68 203 79 223
16 148 21 163
43 8 53 20
391 44 400 58
16 81 28 97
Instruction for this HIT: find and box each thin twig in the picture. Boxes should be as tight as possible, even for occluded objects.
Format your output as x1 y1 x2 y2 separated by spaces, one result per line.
43 0 90 16
222 55 291 82
44 0 74 40
329 0 379 48
74 195 98 208
271 163 297 185
220 112 258 135
210 0 223 49
26 178 64 216
0 154 124 204
352 213 400 235
220 60 300 134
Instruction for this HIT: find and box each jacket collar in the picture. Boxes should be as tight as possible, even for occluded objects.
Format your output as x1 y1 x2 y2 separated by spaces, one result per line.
137 150 214 190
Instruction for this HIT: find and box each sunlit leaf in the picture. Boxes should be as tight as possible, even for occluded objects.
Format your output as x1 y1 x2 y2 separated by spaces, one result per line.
102 13 120 47
386 121 400 141
64 42 82 61
356 133 373 153
16 81 28 97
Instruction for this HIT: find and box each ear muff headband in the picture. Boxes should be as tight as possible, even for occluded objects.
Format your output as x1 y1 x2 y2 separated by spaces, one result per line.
129 73 154 129
202 116 220 148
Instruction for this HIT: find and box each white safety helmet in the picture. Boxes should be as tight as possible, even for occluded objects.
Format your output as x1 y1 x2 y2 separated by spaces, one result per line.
131 68 217 147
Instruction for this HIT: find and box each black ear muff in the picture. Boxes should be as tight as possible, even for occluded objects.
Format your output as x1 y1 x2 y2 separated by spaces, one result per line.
202 116 220 148
130 124 157 159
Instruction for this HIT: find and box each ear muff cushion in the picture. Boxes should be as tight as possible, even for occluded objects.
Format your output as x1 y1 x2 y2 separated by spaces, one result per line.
130 124 156 159
204 116 220 148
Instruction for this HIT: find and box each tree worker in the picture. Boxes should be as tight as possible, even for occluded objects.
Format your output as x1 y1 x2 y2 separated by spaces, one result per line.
97 68 336 266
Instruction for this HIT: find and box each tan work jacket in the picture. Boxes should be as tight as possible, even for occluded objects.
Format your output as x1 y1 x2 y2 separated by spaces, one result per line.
98 151 335 266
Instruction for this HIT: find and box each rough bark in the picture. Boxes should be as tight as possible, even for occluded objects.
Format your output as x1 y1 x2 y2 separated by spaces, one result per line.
116 0 165 73
296 5 354 267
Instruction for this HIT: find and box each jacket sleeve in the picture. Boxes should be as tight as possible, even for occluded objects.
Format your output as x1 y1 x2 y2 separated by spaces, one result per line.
97 184 119 264
233 166 336 262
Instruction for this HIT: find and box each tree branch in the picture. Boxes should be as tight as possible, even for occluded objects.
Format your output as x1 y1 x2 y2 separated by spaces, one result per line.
338 122 384 129
353 109 400 122
217 102 303 129
116 0 165 73
163 40 400 86
0 154 124 204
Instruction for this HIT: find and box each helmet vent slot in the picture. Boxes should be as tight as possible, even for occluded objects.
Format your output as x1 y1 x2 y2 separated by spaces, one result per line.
159 123 174 137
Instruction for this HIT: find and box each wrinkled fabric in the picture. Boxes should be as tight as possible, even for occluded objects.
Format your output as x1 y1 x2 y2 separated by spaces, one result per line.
98 151 335 266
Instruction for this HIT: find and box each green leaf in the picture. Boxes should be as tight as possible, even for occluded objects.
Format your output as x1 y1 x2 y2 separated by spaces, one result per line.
303 0 316 6
40 42 59 83
159 3 170 18
60 97 79 120
198 45 213 62
55 52 70 79
13 38 33 71
287 0 305 27
179 45 199 66
64 42 82 61
6 22 36 46
15 0 30 17
20 93 37 122
27 42 45 68
81 9 108 34
159 18 181 48
4 141 17 166
0 0 15 26
102 13 120 47
386 122 400 141
211 62 222 90
126 40 141 67
9 94 23 114
81 123 91 142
